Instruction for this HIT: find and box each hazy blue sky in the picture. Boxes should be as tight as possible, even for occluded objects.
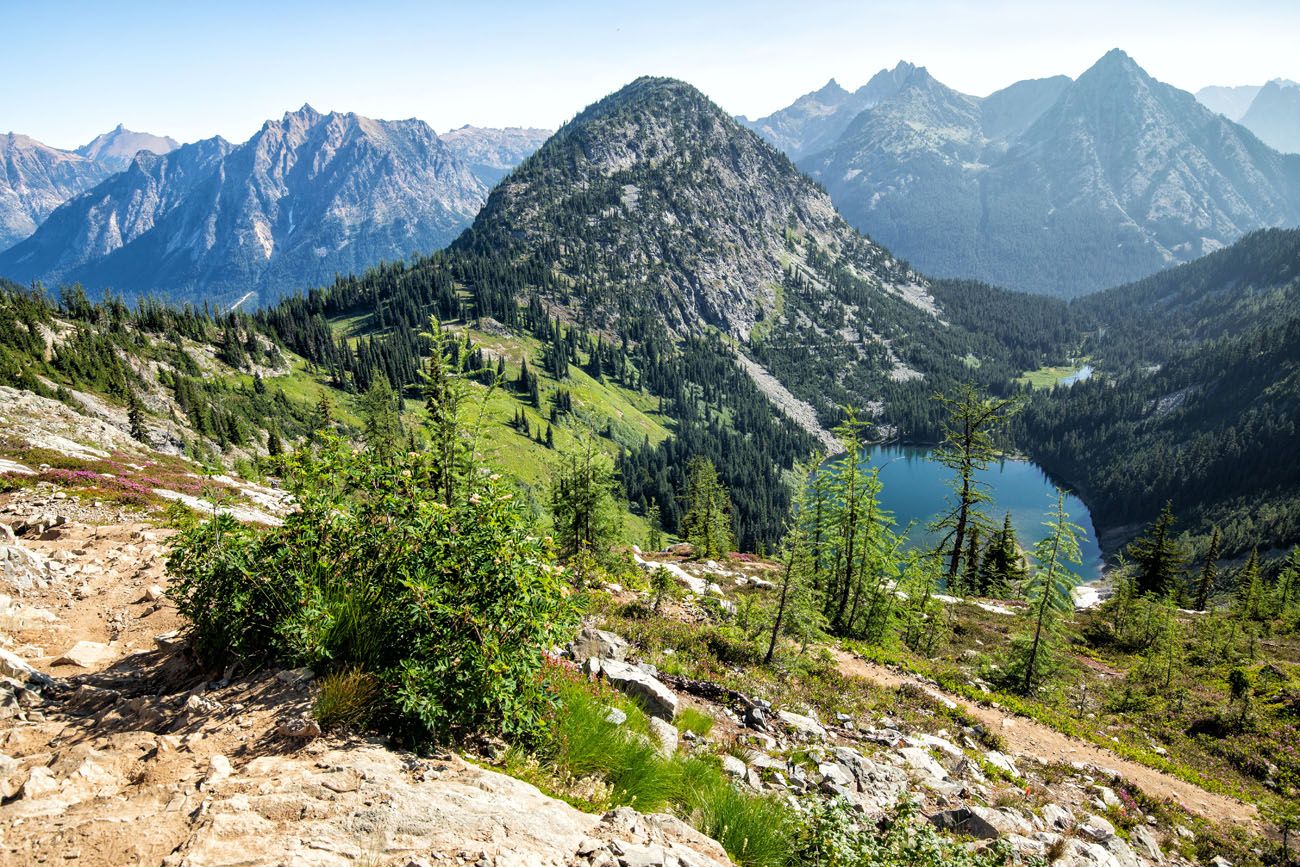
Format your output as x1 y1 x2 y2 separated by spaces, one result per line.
9 0 1300 149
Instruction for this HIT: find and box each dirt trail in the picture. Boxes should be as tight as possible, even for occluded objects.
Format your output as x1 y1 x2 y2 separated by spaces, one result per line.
832 649 1259 829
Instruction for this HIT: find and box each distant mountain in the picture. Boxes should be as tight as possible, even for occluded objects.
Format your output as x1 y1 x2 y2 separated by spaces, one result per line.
439 125 552 186
0 106 488 306
1194 84 1263 121
1239 80 1300 153
737 62 915 161
0 134 112 251
75 124 179 172
798 50 1300 297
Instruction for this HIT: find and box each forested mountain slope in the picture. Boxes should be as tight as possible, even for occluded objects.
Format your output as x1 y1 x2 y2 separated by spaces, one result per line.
1018 229 1300 557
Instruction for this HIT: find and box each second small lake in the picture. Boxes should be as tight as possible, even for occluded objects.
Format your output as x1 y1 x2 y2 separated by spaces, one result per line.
855 444 1104 580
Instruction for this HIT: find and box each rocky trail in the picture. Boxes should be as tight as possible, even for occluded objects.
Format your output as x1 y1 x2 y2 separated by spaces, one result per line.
831 650 1258 830
0 502 731 867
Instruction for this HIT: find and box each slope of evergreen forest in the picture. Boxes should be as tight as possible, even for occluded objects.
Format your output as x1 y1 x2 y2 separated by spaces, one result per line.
1015 229 1300 560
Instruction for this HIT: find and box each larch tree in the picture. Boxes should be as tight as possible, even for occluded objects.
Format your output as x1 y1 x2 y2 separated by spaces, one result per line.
1010 491 1085 695
549 430 622 570
931 385 1021 587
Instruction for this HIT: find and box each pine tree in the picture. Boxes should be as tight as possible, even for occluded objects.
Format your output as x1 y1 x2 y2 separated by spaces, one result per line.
766 461 819 663
1193 527 1222 612
681 456 733 559
1234 548 1264 622
1126 502 1184 597
1010 491 1084 694
266 427 283 458
1273 547 1300 620
127 392 148 443
645 502 663 552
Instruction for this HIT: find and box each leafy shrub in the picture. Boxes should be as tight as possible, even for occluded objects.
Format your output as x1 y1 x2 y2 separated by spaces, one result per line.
793 797 1017 866
169 437 577 744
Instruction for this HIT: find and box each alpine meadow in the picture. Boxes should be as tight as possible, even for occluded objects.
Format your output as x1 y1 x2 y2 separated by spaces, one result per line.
1 4 1299 866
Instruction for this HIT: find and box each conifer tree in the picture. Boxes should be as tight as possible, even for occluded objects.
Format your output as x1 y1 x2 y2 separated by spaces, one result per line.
1274 547 1300 620
979 513 1026 597
1010 491 1084 694
549 430 622 571
766 461 819 663
931 385 1020 583
359 374 403 458
645 502 663 552
1126 502 1184 597
1235 548 1264 622
1193 527 1222 612
681 456 733 559
127 392 148 443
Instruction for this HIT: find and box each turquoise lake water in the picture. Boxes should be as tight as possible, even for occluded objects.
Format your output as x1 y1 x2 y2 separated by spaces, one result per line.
856 444 1104 581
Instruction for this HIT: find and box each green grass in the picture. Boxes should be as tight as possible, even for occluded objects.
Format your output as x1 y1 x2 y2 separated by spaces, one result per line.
527 666 795 867
1015 362 1087 389
676 707 716 737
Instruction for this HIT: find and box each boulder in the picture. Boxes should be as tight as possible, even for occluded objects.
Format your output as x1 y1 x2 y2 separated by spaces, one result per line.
568 626 630 664
53 641 115 669
1041 803 1075 831
720 755 747 780
598 659 678 721
775 709 826 739
898 746 948 782
648 717 678 758
0 647 52 686
1129 825 1163 862
604 707 628 726
928 805 1032 840
985 750 1020 778
1079 814 1117 842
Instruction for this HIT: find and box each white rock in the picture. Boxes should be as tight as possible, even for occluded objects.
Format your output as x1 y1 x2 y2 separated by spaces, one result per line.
648 717 678 758
53 640 115 668
776 709 827 739
898 747 948 782
598 659 677 721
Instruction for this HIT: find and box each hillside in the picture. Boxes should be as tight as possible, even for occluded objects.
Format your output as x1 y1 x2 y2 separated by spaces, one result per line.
793 50 1300 297
1017 229 1300 557
0 107 488 307
0 134 112 251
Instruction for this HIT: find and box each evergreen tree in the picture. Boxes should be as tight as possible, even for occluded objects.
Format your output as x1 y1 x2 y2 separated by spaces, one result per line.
549 431 622 571
931 385 1020 583
266 427 283 458
978 513 1026 597
1126 502 1184 597
1009 491 1084 694
359 373 403 458
1193 527 1222 612
127 392 148 443
1275 547 1300 621
766 461 820 663
681 456 733 559
645 502 663 552
1234 548 1264 623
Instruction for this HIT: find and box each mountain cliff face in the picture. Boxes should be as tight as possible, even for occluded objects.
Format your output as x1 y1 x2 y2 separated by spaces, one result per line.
74 124 180 172
737 62 915 161
798 50 1300 296
0 106 487 306
439 125 552 185
0 127 177 251
0 134 111 251
1239 80 1300 153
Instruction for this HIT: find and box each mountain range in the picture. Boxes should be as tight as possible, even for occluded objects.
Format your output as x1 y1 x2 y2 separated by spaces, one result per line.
0 109 550 306
745 50 1300 297
0 126 176 251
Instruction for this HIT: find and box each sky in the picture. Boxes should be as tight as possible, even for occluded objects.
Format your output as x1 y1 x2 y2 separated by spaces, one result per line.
8 0 1300 150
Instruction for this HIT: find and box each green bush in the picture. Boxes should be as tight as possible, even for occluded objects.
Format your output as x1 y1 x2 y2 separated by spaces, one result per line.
168 438 577 744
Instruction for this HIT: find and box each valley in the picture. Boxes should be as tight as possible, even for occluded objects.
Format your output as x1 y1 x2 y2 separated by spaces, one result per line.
1 14 1299 867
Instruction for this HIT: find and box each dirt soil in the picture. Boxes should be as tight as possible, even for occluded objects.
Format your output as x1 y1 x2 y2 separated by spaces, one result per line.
832 649 1259 830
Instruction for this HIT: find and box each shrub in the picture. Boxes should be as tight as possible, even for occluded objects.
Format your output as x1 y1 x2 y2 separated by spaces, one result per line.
169 438 577 744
